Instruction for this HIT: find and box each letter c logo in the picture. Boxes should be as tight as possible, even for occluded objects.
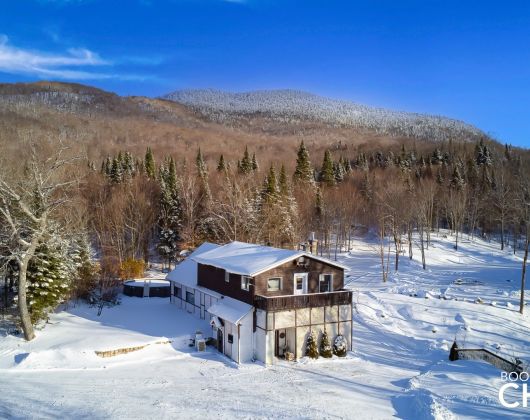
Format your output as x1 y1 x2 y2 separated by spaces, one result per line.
499 383 519 408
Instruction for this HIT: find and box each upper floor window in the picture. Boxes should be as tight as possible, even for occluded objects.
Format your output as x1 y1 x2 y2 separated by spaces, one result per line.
241 276 251 291
267 277 282 291
319 274 333 293
186 291 195 304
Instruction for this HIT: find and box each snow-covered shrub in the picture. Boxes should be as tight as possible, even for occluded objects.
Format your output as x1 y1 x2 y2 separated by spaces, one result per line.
305 330 319 359
333 334 347 357
320 330 333 358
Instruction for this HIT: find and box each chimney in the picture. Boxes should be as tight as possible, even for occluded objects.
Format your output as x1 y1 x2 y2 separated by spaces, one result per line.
308 232 318 255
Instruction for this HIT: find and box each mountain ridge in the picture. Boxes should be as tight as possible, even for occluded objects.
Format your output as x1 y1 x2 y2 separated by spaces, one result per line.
163 88 485 143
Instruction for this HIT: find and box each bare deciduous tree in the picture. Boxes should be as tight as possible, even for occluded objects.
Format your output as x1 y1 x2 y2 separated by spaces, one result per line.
0 139 80 340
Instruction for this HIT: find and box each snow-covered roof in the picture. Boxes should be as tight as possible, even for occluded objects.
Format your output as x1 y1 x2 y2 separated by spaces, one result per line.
166 242 220 290
124 279 170 287
207 296 253 325
192 241 348 276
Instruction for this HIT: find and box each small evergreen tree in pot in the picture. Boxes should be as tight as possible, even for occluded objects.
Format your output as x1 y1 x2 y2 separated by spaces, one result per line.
333 334 347 357
305 330 319 359
320 330 333 358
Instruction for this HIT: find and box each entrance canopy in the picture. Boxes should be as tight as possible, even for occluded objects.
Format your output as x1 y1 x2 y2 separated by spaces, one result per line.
207 297 253 325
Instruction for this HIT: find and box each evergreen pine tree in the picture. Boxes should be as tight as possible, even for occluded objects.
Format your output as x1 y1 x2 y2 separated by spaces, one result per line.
320 150 335 186
450 165 465 190
262 165 279 203
293 141 314 184
305 330 319 358
196 148 207 178
239 146 252 174
72 235 98 301
157 163 182 268
217 154 226 172
103 156 112 176
343 156 352 173
144 147 156 179
167 156 177 190
278 164 289 197
320 330 333 358
27 239 75 324
109 157 122 184
123 151 134 179
431 148 443 165
251 153 259 172
333 161 345 183
475 139 494 166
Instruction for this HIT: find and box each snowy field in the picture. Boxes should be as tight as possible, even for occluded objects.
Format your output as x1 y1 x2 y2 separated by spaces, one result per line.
0 232 529 419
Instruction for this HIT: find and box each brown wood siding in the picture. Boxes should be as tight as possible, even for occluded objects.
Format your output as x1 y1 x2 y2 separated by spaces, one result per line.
197 263 254 304
254 257 344 297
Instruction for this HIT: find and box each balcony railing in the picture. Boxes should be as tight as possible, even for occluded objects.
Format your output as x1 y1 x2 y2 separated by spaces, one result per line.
254 290 352 311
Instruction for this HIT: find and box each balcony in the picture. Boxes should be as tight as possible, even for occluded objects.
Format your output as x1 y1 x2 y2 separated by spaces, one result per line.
254 290 352 311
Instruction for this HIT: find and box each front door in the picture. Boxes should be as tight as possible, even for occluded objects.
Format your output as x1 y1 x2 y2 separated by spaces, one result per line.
294 273 308 295
276 329 287 357
217 328 223 353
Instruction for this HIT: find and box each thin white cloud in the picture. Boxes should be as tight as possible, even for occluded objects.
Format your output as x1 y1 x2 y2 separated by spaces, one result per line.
0 35 153 81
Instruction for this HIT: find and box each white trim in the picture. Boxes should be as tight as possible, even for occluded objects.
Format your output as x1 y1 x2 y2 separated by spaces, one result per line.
267 276 282 292
318 273 333 293
241 275 251 291
293 273 308 295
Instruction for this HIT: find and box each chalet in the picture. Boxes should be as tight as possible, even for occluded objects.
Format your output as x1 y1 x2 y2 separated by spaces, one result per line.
166 241 352 365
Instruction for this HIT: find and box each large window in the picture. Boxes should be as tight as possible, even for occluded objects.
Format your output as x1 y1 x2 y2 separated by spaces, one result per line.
241 276 251 291
174 286 182 299
186 291 195 304
267 277 282 291
319 274 333 293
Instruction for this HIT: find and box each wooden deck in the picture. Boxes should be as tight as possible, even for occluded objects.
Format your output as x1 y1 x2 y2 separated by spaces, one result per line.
254 290 352 311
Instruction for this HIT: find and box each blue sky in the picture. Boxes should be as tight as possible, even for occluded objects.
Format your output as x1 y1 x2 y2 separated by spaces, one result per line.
1 0 529 147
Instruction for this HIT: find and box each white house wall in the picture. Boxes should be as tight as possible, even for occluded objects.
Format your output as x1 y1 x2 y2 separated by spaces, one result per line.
170 281 219 321
253 327 267 363
239 311 254 363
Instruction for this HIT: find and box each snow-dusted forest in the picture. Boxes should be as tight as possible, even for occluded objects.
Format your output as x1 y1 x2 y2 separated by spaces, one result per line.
165 89 484 142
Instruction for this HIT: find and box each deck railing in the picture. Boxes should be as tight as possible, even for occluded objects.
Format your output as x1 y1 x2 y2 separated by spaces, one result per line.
254 290 352 311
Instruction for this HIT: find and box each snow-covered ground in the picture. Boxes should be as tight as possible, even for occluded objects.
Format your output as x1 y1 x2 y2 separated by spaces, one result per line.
0 232 528 419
